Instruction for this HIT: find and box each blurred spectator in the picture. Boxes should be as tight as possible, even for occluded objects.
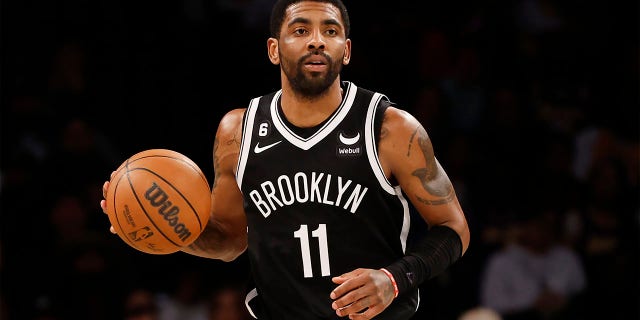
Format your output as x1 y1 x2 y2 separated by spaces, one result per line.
123 287 160 320
440 45 485 134
515 0 564 35
47 39 86 96
37 192 121 320
156 269 209 320
417 29 453 82
576 157 639 319
411 82 451 147
479 205 587 320
459 307 503 320
208 284 252 320
43 116 119 216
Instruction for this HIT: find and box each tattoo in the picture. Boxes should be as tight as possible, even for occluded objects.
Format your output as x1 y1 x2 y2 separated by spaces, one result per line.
416 191 455 205
212 138 221 190
407 126 419 157
411 127 454 205
186 224 225 253
229 127 242 148
212 130 241 192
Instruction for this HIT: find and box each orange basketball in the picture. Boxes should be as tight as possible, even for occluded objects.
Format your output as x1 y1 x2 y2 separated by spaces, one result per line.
105 149 211 254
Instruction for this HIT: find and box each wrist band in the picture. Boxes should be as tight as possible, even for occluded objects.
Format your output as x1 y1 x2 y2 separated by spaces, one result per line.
384 225 463 296
380 268 399 298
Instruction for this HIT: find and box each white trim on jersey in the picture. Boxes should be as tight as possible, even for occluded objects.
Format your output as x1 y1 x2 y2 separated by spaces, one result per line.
236 97 261 190
364 93 411 253
270 82 358 150
396 185 411 253
244 288 259 319
364 92 396 195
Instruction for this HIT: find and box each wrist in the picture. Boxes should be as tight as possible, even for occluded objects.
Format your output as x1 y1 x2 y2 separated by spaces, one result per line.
380 268 399 298
383 225 463 296
384 256 423 296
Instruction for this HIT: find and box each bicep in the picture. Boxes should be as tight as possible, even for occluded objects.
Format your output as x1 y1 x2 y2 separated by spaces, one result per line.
381 108 469 251
181 108 248 260
396 126 462 224
210 108 247 237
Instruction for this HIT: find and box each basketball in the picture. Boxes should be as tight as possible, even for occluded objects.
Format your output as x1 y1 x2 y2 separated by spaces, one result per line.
105 149 211 254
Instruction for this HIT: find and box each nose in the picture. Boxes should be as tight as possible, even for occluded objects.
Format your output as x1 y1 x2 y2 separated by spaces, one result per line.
307 30 326 51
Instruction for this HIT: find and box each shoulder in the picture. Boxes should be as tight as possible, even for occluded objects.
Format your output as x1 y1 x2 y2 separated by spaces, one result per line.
220 108 246 127
213 108 246 173
380 106 420 131
375 105 428 177
217 108 246 138
378 105 425 150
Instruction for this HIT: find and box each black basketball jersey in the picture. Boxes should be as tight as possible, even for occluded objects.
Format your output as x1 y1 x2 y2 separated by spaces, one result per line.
235 81 420 319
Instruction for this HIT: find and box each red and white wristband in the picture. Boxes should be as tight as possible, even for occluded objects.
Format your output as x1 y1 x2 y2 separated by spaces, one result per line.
380 268 399 298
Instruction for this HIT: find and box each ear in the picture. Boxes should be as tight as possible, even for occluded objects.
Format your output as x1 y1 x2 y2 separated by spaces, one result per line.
342 39 352 65
267 38 280 65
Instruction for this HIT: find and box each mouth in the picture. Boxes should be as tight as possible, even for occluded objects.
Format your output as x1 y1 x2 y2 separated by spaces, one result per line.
303 56 328 72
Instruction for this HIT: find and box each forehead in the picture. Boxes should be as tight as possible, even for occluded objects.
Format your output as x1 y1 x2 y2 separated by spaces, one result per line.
285 1 343 24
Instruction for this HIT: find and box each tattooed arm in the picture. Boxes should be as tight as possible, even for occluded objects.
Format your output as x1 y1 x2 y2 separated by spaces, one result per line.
180 108 248 261
378 106 470 254
330 106 470 319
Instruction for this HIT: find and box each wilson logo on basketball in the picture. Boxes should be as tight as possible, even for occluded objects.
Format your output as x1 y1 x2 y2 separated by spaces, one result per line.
144 182 193 242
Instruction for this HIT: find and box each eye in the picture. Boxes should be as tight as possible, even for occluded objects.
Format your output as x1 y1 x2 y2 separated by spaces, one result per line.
325 29 338 36
294 28 308 36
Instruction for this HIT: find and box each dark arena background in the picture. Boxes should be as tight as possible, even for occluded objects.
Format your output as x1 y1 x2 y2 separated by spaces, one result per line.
1 1 638 319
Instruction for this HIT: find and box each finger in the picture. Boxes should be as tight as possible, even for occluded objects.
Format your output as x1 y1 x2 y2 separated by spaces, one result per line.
332 288 365 310
102 181 110 199
349 304 384 319
109 225 117 234
335 296 371 317
336 302 363 318
110 170 116 179
332 277 377 308
100 199 108 214
331 285 378 315
331 270 366 299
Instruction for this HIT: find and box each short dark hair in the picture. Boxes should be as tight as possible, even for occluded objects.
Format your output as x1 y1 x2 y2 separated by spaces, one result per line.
269 0 350 39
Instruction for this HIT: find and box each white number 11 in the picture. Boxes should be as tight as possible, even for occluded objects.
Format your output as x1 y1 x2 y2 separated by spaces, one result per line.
294 224 331 278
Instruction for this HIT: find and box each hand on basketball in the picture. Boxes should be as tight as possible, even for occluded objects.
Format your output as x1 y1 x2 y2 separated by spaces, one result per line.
330 268 395 319
100 171 117 234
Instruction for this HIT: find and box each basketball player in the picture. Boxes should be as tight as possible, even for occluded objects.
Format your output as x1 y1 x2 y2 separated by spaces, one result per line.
101 0 470 318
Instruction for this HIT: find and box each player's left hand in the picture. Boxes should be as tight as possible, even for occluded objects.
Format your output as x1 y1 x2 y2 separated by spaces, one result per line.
330 268 395 319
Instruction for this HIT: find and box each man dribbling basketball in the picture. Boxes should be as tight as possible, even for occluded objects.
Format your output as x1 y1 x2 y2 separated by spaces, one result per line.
101 0 470 318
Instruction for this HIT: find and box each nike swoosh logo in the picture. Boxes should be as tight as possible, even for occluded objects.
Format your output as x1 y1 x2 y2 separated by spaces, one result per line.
254 140 282 153
339 132 360 145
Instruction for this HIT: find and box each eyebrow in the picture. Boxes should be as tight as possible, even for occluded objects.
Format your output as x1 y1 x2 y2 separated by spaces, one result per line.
287 17 342 29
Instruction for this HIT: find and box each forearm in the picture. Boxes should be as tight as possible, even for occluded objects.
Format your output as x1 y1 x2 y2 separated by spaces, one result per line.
181 221 247 261
383 225 463 296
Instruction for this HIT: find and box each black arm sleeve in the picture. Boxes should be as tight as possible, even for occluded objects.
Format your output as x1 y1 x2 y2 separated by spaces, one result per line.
384 225 463 296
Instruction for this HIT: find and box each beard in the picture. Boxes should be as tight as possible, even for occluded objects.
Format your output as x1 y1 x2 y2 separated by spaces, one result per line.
280 50 343 99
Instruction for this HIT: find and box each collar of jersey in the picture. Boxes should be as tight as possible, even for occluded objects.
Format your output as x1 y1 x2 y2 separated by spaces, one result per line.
270 81 357 150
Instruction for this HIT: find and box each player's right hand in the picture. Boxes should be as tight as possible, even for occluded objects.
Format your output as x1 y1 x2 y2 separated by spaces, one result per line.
100 171 117 234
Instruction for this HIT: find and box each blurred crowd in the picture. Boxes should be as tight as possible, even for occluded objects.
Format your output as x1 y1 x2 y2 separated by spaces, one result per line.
1 0 638 319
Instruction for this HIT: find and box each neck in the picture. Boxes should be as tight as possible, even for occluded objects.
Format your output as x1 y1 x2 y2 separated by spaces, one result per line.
280 80 344 128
